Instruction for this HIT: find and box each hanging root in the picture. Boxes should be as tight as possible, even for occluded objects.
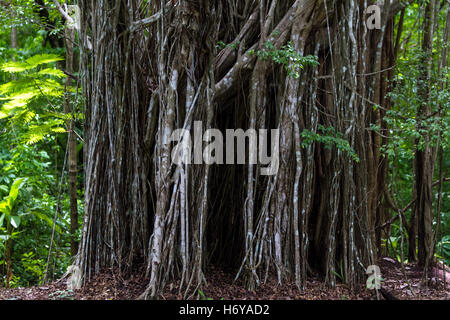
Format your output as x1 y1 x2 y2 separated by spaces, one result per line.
76 0 405 298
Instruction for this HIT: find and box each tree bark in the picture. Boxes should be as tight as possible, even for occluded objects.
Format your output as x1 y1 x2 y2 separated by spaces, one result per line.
75 0 411 298
415 0 436 268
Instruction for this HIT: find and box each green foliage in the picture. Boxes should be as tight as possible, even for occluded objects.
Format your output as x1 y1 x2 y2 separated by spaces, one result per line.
0 177 27 287
384 51 449 156
19 252 46 286
436 235 450 266
301 125 360 162
0 3 79 287
250 41 319 79
0 142 74 287
330 260 344 282
1 54 64 73
0 177 28 231
381 225 404 263
216 40 240 51
380 3 450 266
0 54 67 144
198 289 213 300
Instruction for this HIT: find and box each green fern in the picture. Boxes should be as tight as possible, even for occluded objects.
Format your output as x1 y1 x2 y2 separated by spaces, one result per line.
37 68 65 78
1 54 63 73
0 54 67 144
21 121 66 145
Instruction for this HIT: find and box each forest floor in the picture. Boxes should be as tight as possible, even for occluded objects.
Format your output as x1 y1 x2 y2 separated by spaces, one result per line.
0 257 449 300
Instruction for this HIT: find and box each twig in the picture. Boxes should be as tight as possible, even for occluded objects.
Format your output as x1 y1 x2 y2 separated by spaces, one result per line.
63 70 79 81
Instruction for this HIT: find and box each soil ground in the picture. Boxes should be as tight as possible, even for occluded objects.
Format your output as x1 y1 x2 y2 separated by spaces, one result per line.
0 257 448 300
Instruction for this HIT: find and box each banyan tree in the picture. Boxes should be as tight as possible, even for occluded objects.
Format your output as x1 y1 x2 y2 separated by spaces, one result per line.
73 0 415 299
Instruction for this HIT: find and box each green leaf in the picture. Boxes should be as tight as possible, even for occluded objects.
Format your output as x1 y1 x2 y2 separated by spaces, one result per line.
0 201 10 215
10 215 21 228
9 178 27 203
0 234 10 241
198 290 206 299
31 211 62 234
0 213 4 227
51 127 67 133
11 231 23 238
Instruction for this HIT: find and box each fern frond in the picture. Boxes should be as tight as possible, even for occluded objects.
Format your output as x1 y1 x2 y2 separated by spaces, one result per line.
21 120 66 144
37 68 66 78
13 109 36 125
0 79 31 95
1 54 64 73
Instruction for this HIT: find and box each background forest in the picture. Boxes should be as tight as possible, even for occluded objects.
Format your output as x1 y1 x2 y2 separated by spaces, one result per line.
0 0 448 300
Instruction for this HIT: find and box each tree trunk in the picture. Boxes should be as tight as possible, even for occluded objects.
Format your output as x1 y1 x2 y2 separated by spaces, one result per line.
75 0 408 298
415 0 437 268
